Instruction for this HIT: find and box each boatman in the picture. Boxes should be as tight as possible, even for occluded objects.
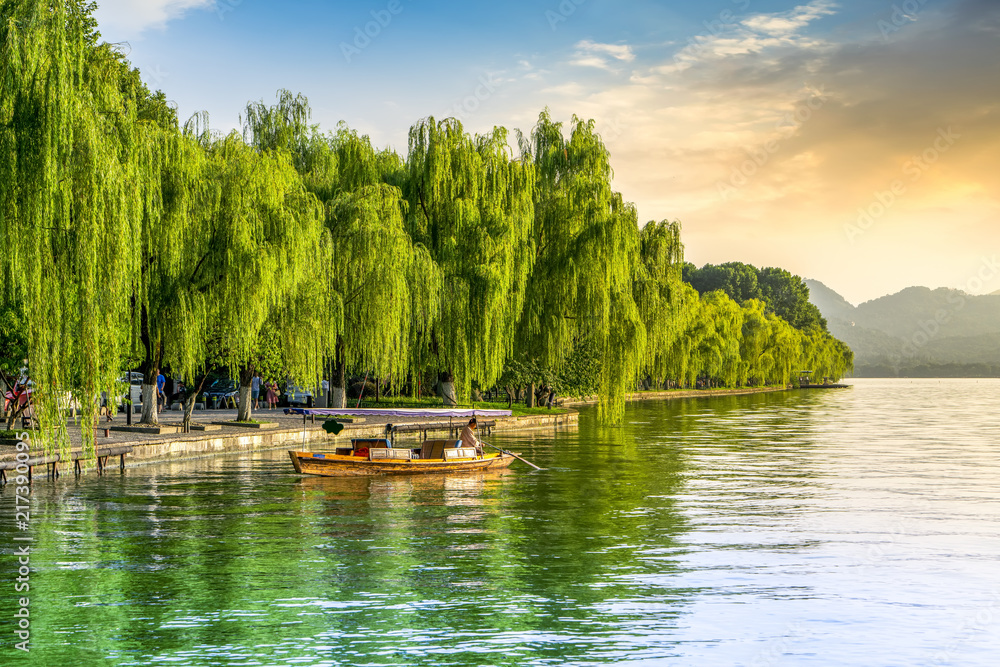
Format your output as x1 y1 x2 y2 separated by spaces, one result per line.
459 417 483 455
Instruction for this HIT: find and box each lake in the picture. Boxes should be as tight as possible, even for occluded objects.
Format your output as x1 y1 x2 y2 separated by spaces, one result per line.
2 378 999 665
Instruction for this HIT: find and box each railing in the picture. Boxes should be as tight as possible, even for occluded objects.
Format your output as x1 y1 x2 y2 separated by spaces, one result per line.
0 445 133 484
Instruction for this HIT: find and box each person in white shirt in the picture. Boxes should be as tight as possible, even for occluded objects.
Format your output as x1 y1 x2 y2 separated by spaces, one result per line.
459 417 483 455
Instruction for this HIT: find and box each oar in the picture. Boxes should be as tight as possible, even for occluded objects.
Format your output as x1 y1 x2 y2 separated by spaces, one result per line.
481 441 545 471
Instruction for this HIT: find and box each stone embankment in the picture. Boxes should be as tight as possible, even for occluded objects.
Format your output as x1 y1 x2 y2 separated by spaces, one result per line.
0 408 580 474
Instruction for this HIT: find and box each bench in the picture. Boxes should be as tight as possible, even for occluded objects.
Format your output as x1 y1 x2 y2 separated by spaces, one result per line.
369 448 417 461
419 439 463 460
443 447 478 461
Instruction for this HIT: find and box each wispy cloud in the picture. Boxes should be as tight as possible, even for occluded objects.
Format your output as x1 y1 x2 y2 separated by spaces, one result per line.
94 0 215 36
570 39 636 70
668 0 836 71
742 0 838 36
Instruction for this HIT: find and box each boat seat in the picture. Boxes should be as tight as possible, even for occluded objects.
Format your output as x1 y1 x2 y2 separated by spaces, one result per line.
370 448 414 461
443 447 477 461
419 439 461 460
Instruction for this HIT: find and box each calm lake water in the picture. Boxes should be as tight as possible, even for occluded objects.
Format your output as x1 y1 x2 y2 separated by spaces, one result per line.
2 378 1000 666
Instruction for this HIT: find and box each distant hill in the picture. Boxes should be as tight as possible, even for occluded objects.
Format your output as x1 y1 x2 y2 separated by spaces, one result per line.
805 280 1000 377
805 279 857 324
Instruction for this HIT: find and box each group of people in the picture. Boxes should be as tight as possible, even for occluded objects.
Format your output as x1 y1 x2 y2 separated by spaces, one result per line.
250 375 281 410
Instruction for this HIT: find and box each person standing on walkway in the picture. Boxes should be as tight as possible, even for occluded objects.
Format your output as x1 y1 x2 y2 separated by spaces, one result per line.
266 380 278 410
251 374 262 410
156 372 166 413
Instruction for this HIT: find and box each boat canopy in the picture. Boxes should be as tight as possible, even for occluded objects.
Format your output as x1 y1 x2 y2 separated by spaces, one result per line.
283 407 512 418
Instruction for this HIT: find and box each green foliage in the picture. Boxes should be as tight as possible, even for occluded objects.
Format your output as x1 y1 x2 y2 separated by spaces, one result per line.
0 5 854 450
0 0 151 456
516 110 645 421
0 300 27 379
498 335 601 399
405 118 535 398
684 262 827 331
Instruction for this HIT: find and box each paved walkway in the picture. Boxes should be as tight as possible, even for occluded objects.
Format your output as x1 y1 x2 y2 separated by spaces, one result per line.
1 405 568 462
2 406 390 460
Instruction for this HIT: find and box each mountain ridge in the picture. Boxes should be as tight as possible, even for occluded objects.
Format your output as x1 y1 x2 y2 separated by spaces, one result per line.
805 279 1000 377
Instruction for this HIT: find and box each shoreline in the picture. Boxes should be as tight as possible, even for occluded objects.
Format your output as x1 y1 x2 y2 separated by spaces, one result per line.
562 384 790 407
1 385 790 478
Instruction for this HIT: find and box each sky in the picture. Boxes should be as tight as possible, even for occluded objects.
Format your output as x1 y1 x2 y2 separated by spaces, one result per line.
94 0 1000 305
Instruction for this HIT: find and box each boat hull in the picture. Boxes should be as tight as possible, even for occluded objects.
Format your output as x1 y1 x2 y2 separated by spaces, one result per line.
288 450 518 477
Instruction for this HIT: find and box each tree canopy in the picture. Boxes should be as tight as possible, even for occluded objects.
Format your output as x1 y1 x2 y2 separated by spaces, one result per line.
684 261 827 331
0 2 854 454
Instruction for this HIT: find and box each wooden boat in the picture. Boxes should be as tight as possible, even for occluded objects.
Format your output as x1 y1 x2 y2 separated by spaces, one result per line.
288 438 518 477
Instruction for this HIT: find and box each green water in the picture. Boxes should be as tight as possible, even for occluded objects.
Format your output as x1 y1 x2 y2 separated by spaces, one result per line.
2 379 999 665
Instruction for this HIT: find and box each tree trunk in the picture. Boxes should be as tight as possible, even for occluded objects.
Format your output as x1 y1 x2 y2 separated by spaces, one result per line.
183 398 196 432
182 375 208 433
236 385 252 421
526 382 536 408
504 385 514 409
332 387 346 408
137 298 163 425
140 383 158 425
5 398 29 431
236 366 254 422
439 371 457 406
332 336 346 408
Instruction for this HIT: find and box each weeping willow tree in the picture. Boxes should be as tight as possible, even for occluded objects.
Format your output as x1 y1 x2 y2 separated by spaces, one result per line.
244 92 432 407
765 312 802 387
208 126 330 422
800 328 854 383
738 299 774 387
0 0 150 456
323 128 421 407
132 116 218 425
515 110 645 421
634 219 687 387
405 117 535 404
690 291 744 388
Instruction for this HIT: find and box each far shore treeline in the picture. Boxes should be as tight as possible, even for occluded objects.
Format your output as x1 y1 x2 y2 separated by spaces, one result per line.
0 1 852 456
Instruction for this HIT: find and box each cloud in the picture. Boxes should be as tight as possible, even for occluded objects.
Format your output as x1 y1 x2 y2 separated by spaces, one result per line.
493 0 1000 301
94 0 216 37
668 0 836 71
742 0 838 36
570 40 635 70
